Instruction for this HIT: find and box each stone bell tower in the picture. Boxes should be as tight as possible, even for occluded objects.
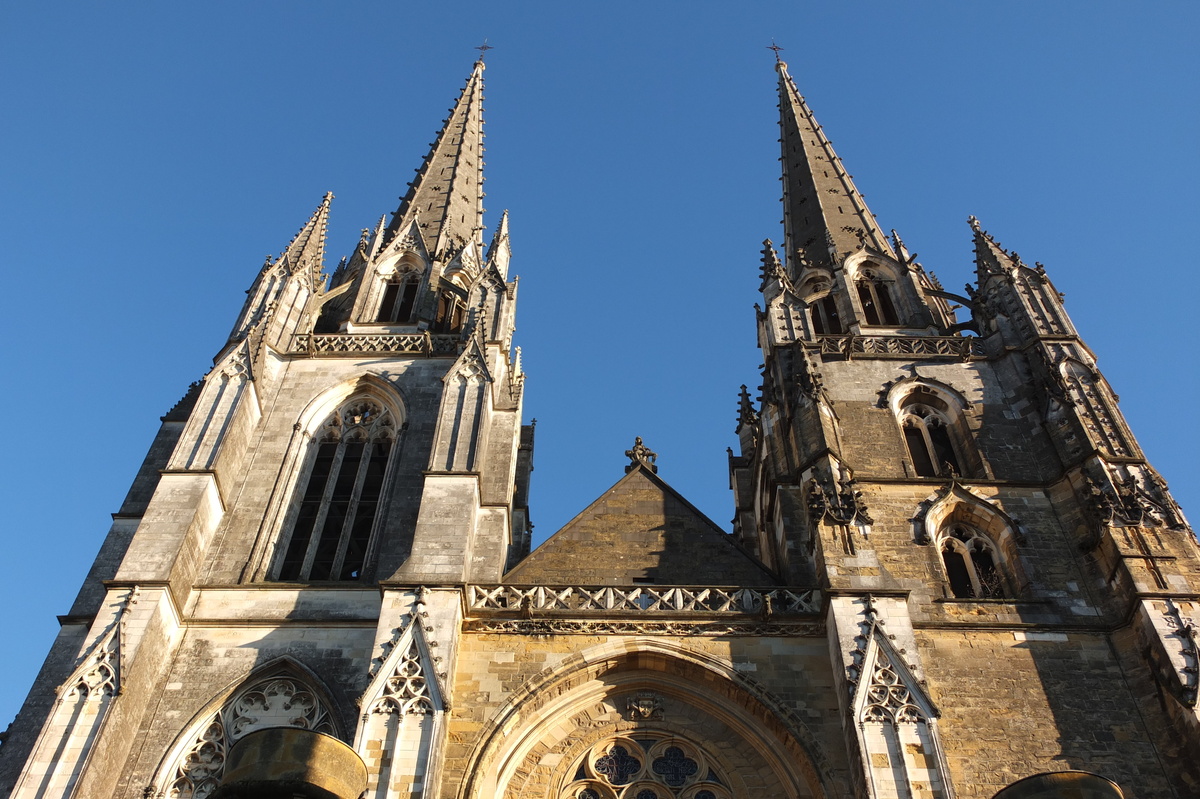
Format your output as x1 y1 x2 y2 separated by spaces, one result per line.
728 58 1200 798
0 58 531 798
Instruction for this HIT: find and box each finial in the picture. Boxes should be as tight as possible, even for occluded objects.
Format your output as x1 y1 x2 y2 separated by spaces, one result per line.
624 436 658 474
767 40 784 62
475 39 494 61
967 215 981 233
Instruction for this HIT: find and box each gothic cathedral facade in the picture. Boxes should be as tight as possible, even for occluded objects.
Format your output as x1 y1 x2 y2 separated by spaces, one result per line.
1 59 1196 799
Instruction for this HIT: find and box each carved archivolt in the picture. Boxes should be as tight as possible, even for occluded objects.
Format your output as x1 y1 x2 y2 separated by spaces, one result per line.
460 639 834 799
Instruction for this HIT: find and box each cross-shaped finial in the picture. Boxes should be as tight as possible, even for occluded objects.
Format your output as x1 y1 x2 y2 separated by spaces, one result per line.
475 40 494 60
767 40 784 61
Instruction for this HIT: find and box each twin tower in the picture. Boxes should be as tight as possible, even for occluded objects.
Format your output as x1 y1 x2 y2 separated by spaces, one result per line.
1 58 1196 799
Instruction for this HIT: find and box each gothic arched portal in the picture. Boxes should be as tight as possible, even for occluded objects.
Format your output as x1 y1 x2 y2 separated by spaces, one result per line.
459 640 836 799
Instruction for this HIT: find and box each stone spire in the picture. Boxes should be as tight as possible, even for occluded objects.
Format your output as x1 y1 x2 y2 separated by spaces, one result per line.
279 191 332 285
776 60 893 271
384 60 486 261
969 214 1019 280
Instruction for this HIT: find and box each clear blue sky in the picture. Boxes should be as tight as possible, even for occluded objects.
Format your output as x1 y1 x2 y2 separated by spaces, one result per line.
1 2 1196 729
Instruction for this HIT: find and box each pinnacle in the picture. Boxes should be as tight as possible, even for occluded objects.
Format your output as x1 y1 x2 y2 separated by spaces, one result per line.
969 215 1021 279
277 192 332 279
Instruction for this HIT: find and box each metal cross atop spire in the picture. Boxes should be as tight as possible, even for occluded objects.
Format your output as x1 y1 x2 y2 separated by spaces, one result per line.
767 40 784 61
475 40 494 60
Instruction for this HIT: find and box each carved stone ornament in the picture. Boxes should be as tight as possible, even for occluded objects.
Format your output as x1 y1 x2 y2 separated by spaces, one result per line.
625 691 665 721
806 475 874 529
625 436 658 474
794 353 827 403
848 596 934 725
158 675 334 799
463 619 819 637
1084 468 1181 530
1160 601 1199 707
370 637 434 716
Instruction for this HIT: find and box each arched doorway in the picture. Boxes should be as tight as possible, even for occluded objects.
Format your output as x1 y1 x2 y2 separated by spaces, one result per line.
460 640 837 799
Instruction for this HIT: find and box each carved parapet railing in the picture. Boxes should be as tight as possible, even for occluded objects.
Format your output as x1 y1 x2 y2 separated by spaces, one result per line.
466 585 821 615
814 334 985 360
292 333 461 357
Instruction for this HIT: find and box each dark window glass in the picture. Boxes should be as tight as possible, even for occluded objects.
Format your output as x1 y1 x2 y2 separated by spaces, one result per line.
943 547 974 598
876 282 900 324
904 422 937 477
377 283 401 323
858 282 880 325
397 280 418 322
279 442 337 580
928 420 960 476
972 547 1002 598
340 442 391 579
821 296 843 333
277 402 393 582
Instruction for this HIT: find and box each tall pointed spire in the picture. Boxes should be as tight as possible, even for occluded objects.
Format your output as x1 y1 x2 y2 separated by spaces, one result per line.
776 60 893 271
385 60 486 261
279 191 332 283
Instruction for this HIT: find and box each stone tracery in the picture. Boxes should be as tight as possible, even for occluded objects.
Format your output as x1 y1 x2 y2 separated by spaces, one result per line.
562 735 730 799
158 673 335 799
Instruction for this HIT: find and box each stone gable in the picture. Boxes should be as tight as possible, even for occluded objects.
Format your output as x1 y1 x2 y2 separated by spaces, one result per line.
505 465 774 586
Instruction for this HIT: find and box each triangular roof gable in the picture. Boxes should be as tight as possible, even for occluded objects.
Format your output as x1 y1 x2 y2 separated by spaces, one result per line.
505 464 775 586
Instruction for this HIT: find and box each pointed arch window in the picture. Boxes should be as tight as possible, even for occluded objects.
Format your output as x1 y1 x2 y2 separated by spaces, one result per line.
810 295 843 334
433 290 468 333
377 271 420 323
154 670 337 799
940 524 1004 598
902 406 960 478
856 270 900 326
276 398 395 582
896 387 965 479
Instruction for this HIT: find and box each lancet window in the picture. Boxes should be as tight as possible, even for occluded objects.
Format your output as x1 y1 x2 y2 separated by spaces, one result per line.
275 397 395 582
940 524 1004 599
561 735 730 799
433 290 468 333
902 408 960 478
810 295 843 334
897 389 964 478
376 271 420 323
856 270 900 326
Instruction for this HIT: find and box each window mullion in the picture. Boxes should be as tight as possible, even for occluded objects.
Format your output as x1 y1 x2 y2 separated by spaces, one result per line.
965 541 987 597
921 422 940 472
300 439 349 579
328 439 374 579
